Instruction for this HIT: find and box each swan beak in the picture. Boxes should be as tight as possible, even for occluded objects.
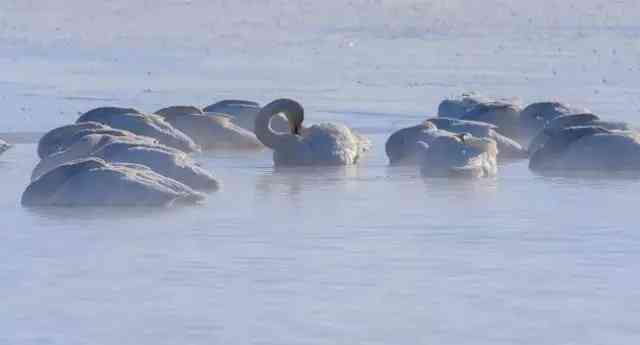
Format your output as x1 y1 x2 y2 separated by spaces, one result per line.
292 124 301 135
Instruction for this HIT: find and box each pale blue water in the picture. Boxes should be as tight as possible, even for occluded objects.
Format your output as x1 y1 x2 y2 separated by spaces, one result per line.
2 124 640 344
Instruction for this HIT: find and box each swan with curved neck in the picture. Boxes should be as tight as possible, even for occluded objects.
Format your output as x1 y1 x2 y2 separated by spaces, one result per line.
254 99 369 166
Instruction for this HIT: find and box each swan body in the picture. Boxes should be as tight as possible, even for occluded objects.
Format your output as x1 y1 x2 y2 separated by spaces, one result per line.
529 126 640 172
32 132 218 191
418 134 498 178
386 118 525 165
22 158 205 207
459 101 523 142
76 107 199 153
438 93 523 141
155 105 263 150
254 99 370 166
0 138 11 155
37 122 151 159
438 92 495 118
528 113 633 154
203 100 289 132
385 122 455 165
203 100 261 131
519 101 585 145
426 118 527 158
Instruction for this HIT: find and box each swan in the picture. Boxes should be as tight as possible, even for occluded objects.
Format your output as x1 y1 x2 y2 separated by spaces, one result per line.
459 101 523 143
37 122 152 159
76 107 200 153
519 101 587 146
386 122 457 165
203 100 261 131
154 105 263 150
417 134 498 178
386 118 525 165
32 131 219 191
528 113 633 154
22 158 205 207
438 93 523 142
529 126 640 172
254 98 371 166
438 92 494 118
203 99 289 133
425 118 527 158
0 138 10 155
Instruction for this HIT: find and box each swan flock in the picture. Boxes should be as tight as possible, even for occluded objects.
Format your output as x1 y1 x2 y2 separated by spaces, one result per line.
12 93 638 207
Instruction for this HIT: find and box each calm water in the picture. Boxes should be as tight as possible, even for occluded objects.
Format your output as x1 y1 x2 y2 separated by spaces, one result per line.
2 114 640 344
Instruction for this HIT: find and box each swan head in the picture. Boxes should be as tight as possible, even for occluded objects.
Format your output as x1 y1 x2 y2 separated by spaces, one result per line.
261 98 304 135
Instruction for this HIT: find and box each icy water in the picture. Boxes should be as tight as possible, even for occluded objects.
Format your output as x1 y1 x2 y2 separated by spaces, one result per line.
3 0 640 344
3 122 640 344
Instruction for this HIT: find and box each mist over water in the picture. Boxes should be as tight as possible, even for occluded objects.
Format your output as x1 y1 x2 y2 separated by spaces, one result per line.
3 1 640 344
3 129 640 344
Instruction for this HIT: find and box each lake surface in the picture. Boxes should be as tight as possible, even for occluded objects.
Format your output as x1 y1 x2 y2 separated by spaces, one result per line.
2 1 640 344
3 124 640 345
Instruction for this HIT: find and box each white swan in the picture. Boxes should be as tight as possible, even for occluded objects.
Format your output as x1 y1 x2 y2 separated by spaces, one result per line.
438 93 523 142
22 158 205 207
437 92 494 118
417 134 498 178
459 101 522 143
529 126 640 173
0 138 10 156
203 100 261 132
254 99 370 166
519 101 586 146
203 99 289 133
385 122 453 165
154 105 263 150
32 130 219 191
528 113 633 154
76 107 200 153
37 122 148 159
386 118 525 165
426 118 527 158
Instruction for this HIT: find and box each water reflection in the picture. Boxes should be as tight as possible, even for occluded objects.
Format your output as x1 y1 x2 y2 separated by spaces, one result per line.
531 169 640 181
255 165 361 197
23 202 203 222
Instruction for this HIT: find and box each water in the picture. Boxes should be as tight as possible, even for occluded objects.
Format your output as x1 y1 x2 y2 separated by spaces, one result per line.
3 1 640 343
3 129 640 344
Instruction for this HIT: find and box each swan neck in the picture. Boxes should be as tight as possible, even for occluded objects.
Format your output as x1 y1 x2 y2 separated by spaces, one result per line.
254 99 304 149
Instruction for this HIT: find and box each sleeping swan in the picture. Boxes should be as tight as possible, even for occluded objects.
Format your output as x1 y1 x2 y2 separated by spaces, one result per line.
519 101 587 146
154 105 263 150
203 99 290 133
76 106 200 153
32 130 219 191
438 93 522 142
528 113 633 154
529 126 640 173
254 99 370 166
22 158 205 207
418 134 498 178
385 118 524 165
